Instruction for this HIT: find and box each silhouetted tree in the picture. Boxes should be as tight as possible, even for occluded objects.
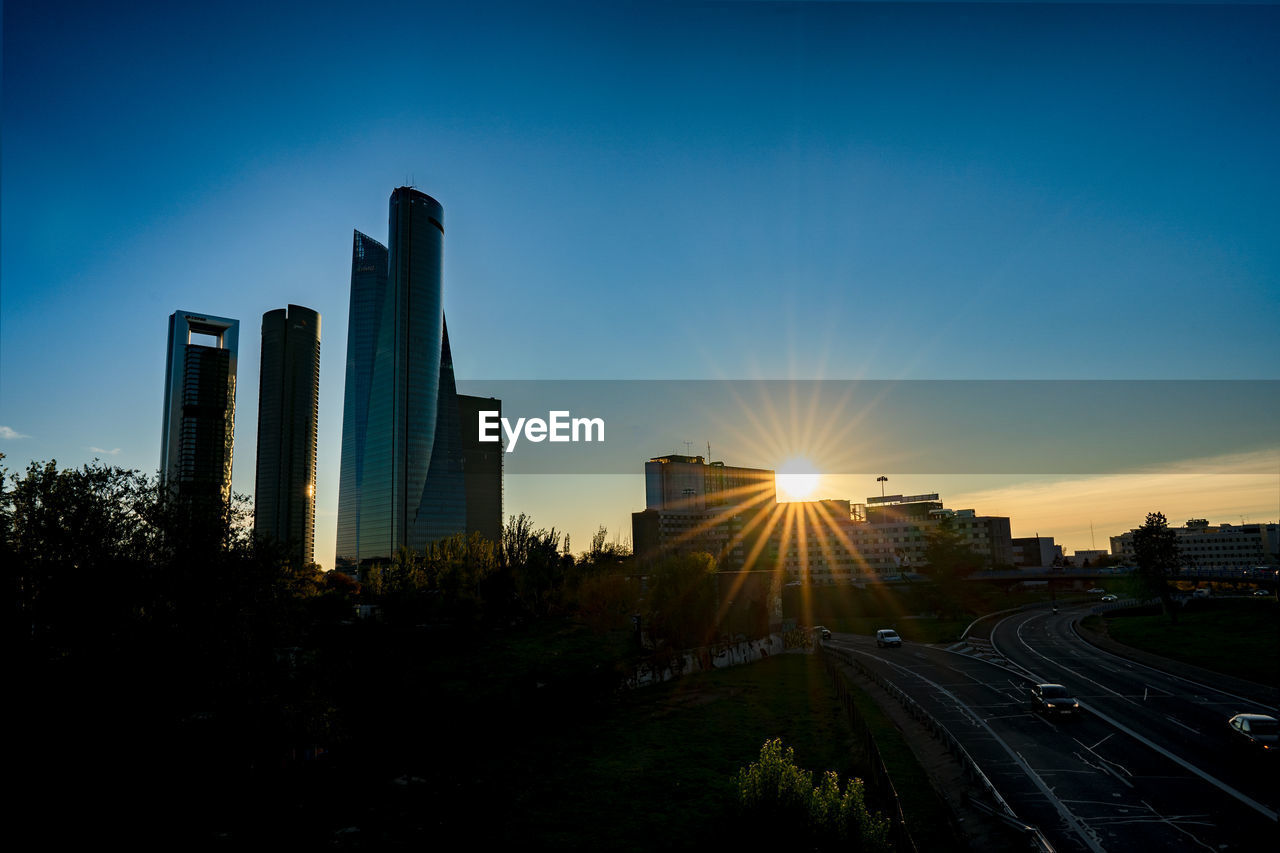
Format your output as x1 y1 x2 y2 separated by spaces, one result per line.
920 518 984 619
1132 511 1181 623
574 571 639 633
501 512 571 617
646 551 718 649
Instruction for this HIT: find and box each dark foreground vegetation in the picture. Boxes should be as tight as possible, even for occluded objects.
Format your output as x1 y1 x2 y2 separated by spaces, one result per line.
8 458 905 848
12 456 1103 848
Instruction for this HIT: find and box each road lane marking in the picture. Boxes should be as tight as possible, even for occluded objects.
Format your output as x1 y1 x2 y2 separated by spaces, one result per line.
1139 801 1218 852
993 611 1280 824
1064 620 1279 715
854 649 1108 853
1087 733 1115 751
1163 715 1199 734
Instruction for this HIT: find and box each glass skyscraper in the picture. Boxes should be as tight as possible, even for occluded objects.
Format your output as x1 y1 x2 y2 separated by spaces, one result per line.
336 188 494 577
254 304 321 567
161 310 239 507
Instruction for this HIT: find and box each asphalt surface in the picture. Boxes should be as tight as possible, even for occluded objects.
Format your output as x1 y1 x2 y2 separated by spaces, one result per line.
827 611 1277 853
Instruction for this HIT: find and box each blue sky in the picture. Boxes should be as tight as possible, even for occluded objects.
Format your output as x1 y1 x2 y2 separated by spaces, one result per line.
4 1 1278 566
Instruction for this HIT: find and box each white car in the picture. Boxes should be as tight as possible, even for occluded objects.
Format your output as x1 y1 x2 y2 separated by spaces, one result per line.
875 629 902 648
1227 714 1278 751
1101 594 1118 602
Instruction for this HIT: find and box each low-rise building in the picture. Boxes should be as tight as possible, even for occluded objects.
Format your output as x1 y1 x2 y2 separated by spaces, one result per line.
1110 518 1279 571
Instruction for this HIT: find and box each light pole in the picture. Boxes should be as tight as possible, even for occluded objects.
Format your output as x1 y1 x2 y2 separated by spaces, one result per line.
877 475 888 498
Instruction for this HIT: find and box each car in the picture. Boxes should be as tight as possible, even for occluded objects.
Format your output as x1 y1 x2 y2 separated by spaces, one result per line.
1252 589 1271 597
1227 714 1278 751
875 629 902 648
1087 588 1106 594
815 626 832 641
1101 594 1118 602
1030 683 1080 718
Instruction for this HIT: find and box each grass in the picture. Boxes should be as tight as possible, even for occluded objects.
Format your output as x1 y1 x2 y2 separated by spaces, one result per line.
841 671 965 852
487 653 869 848
339 650 945 849
1098 599 1279 686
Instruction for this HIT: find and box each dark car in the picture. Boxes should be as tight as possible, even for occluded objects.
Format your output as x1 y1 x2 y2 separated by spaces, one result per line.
1030 683 1080 718
1227 714 1278 751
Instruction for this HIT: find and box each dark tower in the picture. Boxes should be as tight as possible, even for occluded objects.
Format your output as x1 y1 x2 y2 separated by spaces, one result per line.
254 305 321 567
161 311 239 507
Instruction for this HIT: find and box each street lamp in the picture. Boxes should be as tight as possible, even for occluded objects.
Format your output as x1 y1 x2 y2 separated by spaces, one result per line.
877 475 888 498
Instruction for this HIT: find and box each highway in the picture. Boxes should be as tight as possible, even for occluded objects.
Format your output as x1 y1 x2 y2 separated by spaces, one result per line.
827 613 1277 852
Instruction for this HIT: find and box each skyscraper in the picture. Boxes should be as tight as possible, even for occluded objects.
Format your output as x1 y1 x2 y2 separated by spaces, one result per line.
161 311 239 506
458 393 504 544
254 305 321 567
336 188 498 577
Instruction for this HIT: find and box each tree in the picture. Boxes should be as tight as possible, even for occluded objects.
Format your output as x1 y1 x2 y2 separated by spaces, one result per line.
574 571 639 634
920 518 984 619
501 512 572 618
1132 512 1181 623
6 457 154 649
645 551 718 649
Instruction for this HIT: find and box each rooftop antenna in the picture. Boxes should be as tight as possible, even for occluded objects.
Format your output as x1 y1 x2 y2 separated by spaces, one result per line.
683 440 693 456
707 441 712 462
1090 520 1096 550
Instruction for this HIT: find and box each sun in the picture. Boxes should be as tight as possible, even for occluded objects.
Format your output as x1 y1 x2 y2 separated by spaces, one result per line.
776 457 822 501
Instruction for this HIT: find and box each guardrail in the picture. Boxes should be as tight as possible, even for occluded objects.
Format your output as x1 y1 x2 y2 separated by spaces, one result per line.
819 649 919 853
822 645 1056 853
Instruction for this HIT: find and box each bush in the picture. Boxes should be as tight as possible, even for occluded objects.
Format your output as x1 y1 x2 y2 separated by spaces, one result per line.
735 738 891 852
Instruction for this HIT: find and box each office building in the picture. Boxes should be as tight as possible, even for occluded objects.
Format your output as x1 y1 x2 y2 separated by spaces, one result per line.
633 454 777 570
785 493 1014 582
1111 518 1279 571
458 393 503 544
336 188 500 577
1011 536 1062 568
254 305 321 567
161 310 239 506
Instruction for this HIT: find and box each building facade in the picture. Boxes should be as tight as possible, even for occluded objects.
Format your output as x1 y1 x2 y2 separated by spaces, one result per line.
458 393 504 544
161 310 239 506
784 493 1014 583
336 188 499 577
1111 519 1279 571
633 455 776 570
1011 536 1061 568
254 305 321 567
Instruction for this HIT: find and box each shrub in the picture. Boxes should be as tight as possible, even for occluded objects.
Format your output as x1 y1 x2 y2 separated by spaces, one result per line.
735 738 891 851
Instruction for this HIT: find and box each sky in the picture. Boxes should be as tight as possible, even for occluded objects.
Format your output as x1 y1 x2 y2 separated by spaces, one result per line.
3 1 1278 568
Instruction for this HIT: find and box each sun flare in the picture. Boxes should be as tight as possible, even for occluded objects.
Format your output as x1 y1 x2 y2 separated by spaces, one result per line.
776 457 821 501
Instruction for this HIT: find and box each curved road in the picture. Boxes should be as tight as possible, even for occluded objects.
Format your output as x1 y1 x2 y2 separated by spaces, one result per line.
827 612 1276 852
991 608 1277 829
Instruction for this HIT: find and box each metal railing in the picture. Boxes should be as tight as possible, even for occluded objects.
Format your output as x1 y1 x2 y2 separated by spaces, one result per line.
822 645 1056 853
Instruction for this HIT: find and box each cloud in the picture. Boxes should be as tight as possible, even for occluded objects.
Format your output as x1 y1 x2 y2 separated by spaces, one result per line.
0 425 30 440
88 446 122 456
